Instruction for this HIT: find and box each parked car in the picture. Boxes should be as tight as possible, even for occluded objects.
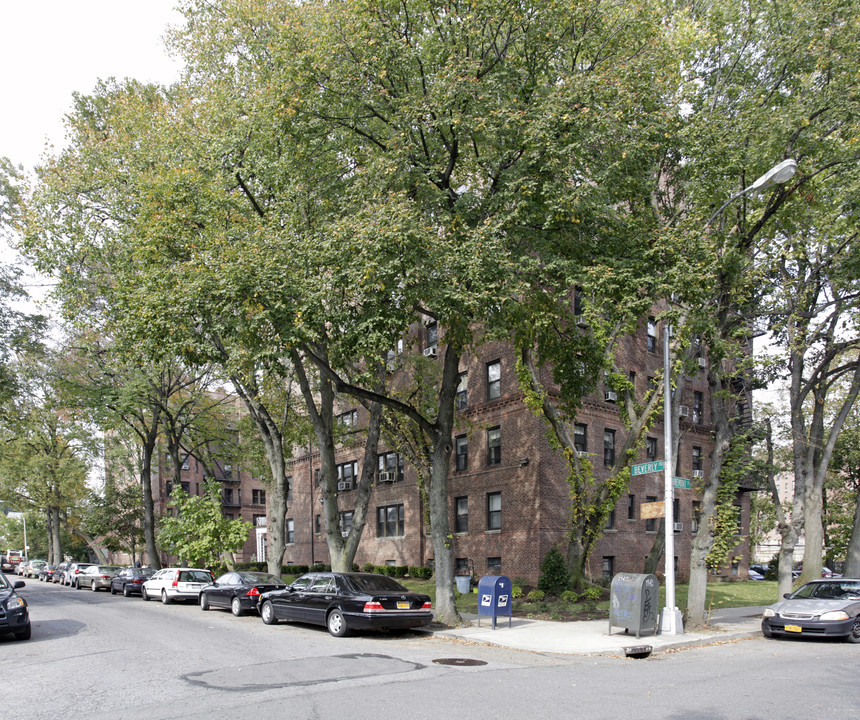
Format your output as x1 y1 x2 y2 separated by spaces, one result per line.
258 571 433 637
110 567 156 596
77 565 123 591
748 568 765 581
37 564 55 582
762 578 860 642
0 557 13 573
0 570 30 640
200 571 288 616
142 568 214 604
64 562 96 587
52 561 71 583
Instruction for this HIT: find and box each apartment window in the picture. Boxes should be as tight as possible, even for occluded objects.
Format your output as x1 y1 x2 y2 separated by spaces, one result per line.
574 423 587 453
487 360 501 401
286 476 292 503
629 371 637 392
573 288 585 318
455 497 468 533
645 495 657 532
487 426 501 466
487 557 502 575
314 514 321 534
224 513 234 521
180 481 190 494
692 446 703 473
377 504 405 537
339 510 353 535
691 501 701 534
603 429 616 467
455 557 470 575
647 317 658 353
673 498 681 526
286 518 295 544
426 321 438 350
377 451 404 481
456 372 468 411
181 455 190 471
455 435 469 472
693 391 704 424
223 487 235 505
627 493 636 520
252 489 266 505
646 436 658 462
605 508 616 530
487 492 502 531
337 460 358 489
602 556 615 580
386 338 404 371
337 409 357 429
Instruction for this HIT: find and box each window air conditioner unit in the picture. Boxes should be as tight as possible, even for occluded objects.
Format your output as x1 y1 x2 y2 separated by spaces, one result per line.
423 347 437 358
378 471 396 483
698 357 707 369
575 318 589 329
692 469 704 479
576 450 588 458
673 522 683 532
679 405 690 417
604 391 617 403
337 481 352 491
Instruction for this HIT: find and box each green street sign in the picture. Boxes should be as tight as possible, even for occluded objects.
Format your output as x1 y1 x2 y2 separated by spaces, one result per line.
631 460 664 476
672 477 691 489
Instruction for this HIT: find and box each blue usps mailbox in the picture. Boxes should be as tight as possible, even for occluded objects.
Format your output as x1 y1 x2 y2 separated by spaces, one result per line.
477 575 512 629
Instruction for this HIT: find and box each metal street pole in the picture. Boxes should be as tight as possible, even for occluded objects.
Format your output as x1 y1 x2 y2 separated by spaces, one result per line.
661 325 683 635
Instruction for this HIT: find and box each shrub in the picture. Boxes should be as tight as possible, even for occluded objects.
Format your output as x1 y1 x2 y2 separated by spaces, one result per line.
561 590 579 603
393 565 408 577
582 586 602 601
409 566 432 579
363 562 375 573
282 564 308 575
512 585 523 599
537 547 570 595
527 589 545 602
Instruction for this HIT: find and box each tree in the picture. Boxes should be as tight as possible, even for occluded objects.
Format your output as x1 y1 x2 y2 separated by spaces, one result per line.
157 479 252 568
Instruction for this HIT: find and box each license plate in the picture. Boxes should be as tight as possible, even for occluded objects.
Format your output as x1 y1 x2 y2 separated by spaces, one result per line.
397 602 410 609
785 624 802 633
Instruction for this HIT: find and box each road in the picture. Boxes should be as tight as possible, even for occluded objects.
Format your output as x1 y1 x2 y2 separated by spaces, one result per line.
3 580 859 720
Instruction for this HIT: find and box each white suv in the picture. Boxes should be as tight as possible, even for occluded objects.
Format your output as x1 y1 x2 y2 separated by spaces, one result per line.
141 568 214 604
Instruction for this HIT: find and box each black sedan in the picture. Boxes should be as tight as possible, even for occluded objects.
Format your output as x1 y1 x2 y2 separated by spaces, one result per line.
0 571 30 641
109 567 156 596
762 578 860 642
200 571 288 616
258 572 433 637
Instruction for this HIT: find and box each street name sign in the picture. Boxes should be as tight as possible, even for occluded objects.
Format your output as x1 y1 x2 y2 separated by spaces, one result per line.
672 477 691 490
631 461 664 476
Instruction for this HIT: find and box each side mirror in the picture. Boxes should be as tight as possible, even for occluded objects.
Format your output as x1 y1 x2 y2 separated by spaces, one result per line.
783 593 792 599
14 580 25 589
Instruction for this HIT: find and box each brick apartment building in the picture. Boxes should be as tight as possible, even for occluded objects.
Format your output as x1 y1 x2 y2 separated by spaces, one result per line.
136 316 753 583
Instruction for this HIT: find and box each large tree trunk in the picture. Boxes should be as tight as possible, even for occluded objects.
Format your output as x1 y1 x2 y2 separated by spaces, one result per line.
140 438 161 569
844 486 860 577
643 518 665 575
49 506 62 565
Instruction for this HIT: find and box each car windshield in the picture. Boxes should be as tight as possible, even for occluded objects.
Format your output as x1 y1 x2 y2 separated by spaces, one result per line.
791 581 860 599
347 574 409 593
239 573 283 585
98 567 122 574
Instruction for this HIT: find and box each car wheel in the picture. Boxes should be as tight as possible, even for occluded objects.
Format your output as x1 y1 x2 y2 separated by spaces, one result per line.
327 609 349 637
231 597 244 617
110 584 117 595
161 590 172 605
123 584 131 597
846 618 860 644
141 587 150 601
200 593 210 611
761 623 773 638
75 579 81 590
91 580 98 592
14 624 31 641
261 600 278 625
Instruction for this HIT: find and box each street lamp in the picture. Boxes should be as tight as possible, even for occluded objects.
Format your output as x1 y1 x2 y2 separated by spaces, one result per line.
1 500 28 562
660 158 797 636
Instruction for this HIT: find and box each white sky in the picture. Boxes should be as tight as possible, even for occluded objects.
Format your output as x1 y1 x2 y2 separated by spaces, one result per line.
1 2 183 297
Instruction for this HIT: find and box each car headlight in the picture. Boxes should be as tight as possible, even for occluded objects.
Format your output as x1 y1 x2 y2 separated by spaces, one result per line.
819 610 849 622
6 597 25 610
763 608 776 618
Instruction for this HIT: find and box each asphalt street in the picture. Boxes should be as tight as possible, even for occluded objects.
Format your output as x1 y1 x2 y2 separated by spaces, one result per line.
3 580 859 720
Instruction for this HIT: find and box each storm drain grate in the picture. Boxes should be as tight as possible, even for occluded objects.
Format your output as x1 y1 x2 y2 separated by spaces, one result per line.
432 658 488 667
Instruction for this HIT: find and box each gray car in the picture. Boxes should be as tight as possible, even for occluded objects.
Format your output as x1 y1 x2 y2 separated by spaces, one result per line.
762 578 860 642
65 562 96 587
77 565 123 591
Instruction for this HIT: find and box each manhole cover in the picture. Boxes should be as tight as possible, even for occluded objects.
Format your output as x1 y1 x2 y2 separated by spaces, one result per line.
432 658 487 667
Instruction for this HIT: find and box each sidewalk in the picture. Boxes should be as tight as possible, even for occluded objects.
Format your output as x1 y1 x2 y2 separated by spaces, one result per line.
429 606 766 656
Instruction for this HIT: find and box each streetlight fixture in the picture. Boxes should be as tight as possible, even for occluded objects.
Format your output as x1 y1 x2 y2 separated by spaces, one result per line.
661 158 797 636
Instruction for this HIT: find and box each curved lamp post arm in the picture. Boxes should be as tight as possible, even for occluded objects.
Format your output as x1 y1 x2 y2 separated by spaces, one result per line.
705 159 797 227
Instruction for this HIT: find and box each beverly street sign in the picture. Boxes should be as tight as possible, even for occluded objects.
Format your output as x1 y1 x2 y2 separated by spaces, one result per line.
631 460 664 476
